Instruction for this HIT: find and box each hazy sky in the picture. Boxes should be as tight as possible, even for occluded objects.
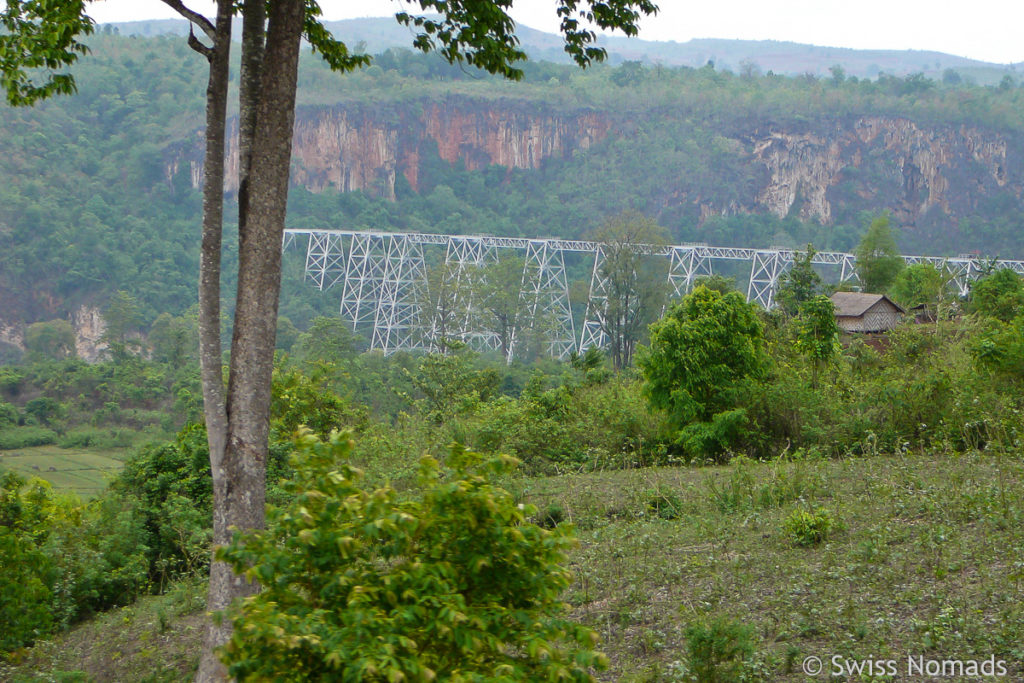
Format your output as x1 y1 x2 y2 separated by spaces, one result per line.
86 0 1024 65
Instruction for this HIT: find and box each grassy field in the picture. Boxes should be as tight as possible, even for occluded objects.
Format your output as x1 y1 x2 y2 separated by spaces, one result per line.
5 449 1024 681
0 445 130 499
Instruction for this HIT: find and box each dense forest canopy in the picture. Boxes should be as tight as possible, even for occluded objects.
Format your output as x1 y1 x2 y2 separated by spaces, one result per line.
2 27 1024 330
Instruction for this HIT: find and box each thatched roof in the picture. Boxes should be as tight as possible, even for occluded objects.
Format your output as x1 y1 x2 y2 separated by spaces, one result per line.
829 292 906 317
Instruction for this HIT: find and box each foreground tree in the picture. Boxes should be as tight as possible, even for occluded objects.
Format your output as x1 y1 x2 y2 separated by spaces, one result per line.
2 1 659 676
219 431 604 679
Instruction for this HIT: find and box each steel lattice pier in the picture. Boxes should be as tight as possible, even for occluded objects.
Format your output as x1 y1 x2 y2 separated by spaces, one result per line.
283 229 1024 358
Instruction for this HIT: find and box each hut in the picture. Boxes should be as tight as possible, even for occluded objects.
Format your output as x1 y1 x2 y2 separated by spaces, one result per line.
829 292 906 333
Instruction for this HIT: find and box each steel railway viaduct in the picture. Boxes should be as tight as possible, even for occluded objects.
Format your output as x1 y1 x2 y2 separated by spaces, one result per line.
282 229 1024 360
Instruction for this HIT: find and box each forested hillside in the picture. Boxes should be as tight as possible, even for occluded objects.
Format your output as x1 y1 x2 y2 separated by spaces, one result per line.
3 27 1024 341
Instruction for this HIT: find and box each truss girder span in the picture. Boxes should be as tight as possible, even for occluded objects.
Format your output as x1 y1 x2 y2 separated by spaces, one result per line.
507 241 576 360
283 229 1024 357
443 236 500 352
668 246 713 298
578 246 608 353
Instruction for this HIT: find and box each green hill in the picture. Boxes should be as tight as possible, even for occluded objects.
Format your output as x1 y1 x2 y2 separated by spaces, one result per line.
2 29 1024 335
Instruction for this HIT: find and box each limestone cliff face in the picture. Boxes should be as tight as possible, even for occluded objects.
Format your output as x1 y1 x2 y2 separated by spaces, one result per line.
70 305 108 362
754 132 845 222
749 116 1014 225
164 103 1018 239
0 306 108 362
168 99 612 200
0 321 23 351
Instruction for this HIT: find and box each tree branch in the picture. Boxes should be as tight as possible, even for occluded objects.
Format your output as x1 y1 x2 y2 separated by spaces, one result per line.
158 0 216 40
187 26 214 60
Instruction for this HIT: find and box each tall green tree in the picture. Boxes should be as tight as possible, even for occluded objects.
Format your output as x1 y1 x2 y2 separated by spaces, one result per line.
425 260 473 352
293 316 360 366
2 2 659 676
889 262 955 316
149 313 198 367
855 214 905 293
102 290 142 346
476 255 528 361
969 268 1024 322
776 244 825 315
590 210 670 370
638 286 768 459
794 295 840 388
24 320 76 360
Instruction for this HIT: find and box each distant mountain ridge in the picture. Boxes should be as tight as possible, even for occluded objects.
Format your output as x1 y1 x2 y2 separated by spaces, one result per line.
105 17 1017 83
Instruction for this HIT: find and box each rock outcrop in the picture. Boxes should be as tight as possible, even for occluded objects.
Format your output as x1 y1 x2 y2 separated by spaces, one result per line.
750 116 1014 225
70 305 108 362
168 98 612 201
165 100 1020 236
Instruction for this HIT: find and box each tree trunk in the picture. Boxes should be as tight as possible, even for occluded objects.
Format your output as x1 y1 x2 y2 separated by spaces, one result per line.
194 2 232 681
236 0 265 232
196 1 305 680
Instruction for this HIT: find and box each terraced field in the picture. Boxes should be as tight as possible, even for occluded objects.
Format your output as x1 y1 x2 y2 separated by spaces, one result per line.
0 446 129 498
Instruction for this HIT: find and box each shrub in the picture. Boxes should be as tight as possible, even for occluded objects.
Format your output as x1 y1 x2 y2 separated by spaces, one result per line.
0 401 18 427
645 488 686 520
0 473 149 653
218 430 606 681
784 506 839 547
466 374 660 472
640 286 768 461
112 423 213 582
0 426 58 449
685 617 756 682
0 473 55 652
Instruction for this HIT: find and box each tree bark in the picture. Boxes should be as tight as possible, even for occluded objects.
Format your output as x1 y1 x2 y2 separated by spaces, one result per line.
192 2 232 679
196 3 306 678
236 0 265 233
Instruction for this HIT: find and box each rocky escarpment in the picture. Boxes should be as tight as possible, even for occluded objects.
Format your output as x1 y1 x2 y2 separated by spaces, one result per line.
0 305 109 362
748 116 1015 226
166 98 612 200
165 99 1021 242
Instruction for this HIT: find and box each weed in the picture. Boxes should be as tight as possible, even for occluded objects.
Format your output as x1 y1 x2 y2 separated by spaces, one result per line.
784 506 839 547
685 616 756 682
537 503 566 528
156 608 170 634
708 456 816 513
645 488 686 520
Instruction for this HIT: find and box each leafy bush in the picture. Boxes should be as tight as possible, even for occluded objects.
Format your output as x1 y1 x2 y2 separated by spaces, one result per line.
270 366 367 439
218 430 606 681
44 495 150 628
645 488 686 520
969 268 1024 322
112 423 212 583
0 473 55 652
784 506 839 547
0 401 19 427
467 374 660 472
684 617 756 682
0 426 58 449
0 473 149 653
640 286 768 461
